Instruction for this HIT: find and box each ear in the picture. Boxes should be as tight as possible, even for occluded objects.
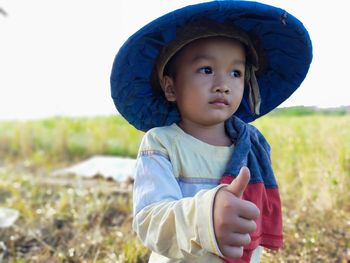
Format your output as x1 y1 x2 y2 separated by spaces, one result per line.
160 76 176 102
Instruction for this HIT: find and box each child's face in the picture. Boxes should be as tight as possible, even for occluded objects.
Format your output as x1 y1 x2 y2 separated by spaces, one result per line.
162 37 246 127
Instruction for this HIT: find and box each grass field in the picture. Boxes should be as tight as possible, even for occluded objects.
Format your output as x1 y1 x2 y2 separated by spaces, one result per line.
0 112 349 262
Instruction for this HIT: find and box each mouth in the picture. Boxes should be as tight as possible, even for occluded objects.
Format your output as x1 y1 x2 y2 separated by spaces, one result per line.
209 98 229 106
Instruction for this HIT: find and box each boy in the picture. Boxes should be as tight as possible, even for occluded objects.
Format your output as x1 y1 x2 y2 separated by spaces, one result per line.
110 1 312 262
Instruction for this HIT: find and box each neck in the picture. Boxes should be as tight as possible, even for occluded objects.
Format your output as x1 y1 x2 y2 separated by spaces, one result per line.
178 121 232 146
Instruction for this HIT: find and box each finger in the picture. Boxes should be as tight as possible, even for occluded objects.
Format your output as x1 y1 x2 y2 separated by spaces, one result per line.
225 166 250 198
232 217 257 234
237 199 260 220
227 233 251 247
221 245 244 259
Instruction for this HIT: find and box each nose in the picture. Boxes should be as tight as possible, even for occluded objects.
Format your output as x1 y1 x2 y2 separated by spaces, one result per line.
213 75 230 94
214 85 230 94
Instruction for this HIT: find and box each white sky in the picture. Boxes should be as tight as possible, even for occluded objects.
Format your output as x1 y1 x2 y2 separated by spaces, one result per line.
0 0 349 120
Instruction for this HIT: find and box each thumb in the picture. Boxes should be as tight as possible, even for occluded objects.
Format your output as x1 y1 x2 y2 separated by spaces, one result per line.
225 166 250 198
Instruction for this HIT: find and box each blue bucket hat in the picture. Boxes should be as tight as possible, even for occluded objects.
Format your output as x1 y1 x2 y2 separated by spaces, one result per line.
111 0 313 132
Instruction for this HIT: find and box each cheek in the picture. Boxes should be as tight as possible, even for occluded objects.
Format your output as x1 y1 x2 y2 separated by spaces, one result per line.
174 76 205 98
230 84 245 106
230 80 245 95
177 75 204 89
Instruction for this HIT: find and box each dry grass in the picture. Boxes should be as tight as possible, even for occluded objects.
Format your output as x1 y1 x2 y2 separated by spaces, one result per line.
0 164 149 263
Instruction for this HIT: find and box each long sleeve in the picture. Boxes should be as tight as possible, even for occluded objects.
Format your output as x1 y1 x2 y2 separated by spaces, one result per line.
132 154 224 260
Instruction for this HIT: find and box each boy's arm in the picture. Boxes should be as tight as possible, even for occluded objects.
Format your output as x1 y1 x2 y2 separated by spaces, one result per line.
133 154 224 259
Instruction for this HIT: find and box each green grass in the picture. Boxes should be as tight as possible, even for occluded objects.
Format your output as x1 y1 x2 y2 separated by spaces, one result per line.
0 113 349 262
254 115 350 209
0 116 143 167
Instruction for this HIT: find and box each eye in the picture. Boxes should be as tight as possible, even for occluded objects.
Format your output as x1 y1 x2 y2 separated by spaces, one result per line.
198 66 213 74
230 70 242 78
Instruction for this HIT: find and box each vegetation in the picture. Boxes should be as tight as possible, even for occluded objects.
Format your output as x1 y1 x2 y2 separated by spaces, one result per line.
271 105 350 117
0 116 143 166
0 109 349 262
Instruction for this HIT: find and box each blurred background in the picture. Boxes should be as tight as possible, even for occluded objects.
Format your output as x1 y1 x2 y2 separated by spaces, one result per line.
0 1 349 262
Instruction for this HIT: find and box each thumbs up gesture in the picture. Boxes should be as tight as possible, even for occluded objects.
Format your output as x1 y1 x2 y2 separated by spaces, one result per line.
213 167 260 258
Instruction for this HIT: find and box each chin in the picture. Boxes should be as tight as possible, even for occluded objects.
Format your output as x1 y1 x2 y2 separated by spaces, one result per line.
201 117 230 126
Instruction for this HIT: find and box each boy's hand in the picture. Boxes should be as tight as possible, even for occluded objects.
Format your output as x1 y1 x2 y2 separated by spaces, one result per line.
213 167 260 258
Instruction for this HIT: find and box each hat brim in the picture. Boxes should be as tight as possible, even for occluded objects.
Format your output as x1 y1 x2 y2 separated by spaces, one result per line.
111 1 313 132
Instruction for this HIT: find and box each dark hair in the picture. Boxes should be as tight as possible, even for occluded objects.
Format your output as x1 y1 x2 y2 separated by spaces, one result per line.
163 51 178 79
